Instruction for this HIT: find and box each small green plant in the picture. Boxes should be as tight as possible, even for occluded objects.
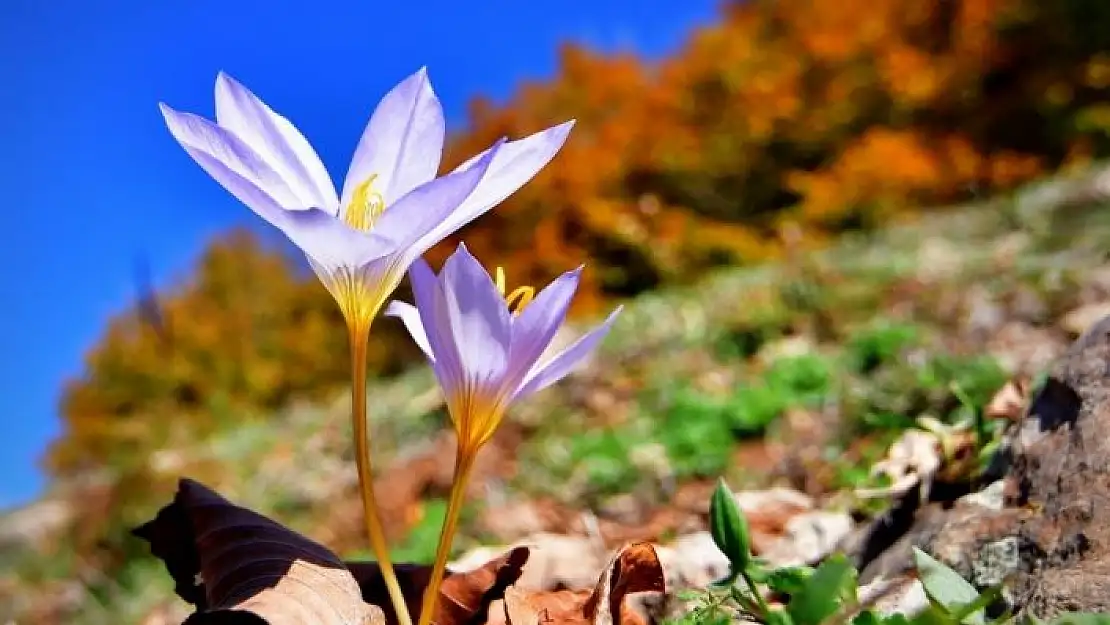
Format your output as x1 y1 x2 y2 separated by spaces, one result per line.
566 427 651 495
674 480 1110 625
764 354 833 404
845 320 922 374
658 397 736 477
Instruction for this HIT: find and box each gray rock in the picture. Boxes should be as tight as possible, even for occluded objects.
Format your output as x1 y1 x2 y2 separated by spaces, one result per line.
850 314 1110 618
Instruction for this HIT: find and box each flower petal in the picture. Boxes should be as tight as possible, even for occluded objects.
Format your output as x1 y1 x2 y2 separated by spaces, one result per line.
370 139 505 265
281 208 395 273
340 67 445 211
513 305 622 400
160 103 302 213
439 243 512 392
214 73 339 212
161 109 393 276
413 120 574 252
408 257 464 387
505 266 583 388
384 301 434 362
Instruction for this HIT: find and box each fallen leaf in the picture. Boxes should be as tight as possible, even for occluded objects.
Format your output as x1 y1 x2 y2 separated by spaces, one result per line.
985 377 1030 422
348 545 529 625
501 587 590 625
492 542 666 625
133 478 384 624
135 478 530 625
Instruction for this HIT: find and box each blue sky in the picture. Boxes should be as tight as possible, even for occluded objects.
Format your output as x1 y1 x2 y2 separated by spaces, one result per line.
0 0 720 508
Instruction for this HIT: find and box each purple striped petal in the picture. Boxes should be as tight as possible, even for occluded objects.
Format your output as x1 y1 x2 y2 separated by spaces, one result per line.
505 266 583 388
513 305 622 400
279 207 394 273
160 106 393 272
438 244 512 393
214 73 339 213
384 301 433 361
340 67 445 211
414 121 574 253
160 103 303 215
370 139 504 264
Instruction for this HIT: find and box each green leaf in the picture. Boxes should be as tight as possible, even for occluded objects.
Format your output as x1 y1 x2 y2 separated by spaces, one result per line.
908 603 959 625
709 478 752 570
765 565 816 596
852 609 882 625
767 609 797 625
912 547 984 625
882 614 913 625
786 553 857 625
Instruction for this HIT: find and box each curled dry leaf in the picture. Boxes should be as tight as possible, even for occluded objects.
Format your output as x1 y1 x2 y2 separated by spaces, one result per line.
348 546 529 625
134 478 530 625
133 478 384 625
854 430 941 500
985 377 1030 422
490 542 666 625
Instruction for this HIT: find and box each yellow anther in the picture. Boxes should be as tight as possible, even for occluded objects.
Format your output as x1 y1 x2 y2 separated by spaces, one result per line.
344 174 386 232
494 266 534 316
505 286 535 314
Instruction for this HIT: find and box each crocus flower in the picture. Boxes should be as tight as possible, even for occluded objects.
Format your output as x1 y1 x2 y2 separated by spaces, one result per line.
384 244 621 625
158 68 574 331
158 69 574 625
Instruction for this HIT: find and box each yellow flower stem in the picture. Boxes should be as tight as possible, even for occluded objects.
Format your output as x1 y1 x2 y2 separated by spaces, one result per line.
416 449 476 625
348 323 414 625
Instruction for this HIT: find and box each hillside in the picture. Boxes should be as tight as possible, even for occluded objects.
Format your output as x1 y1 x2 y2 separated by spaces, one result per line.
5 164 1110 623
9 0 1110 620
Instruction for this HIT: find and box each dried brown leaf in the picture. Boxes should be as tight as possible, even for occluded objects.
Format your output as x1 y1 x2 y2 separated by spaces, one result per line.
492 542 665 625
434 546 530 625
134 478 384 625
347 547 528 625
134 478 531 625
985 377 1030 422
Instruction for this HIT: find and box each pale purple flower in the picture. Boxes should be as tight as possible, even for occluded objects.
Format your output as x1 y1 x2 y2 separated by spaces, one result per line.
385 244 622 452
158 68 574 326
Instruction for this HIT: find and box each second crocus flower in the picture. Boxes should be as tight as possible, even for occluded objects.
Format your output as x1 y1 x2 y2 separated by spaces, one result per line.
385 243 621 625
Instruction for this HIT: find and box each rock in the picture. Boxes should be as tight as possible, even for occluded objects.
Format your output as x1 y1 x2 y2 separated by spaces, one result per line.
1005 313 1110 616
654 531 731 588
511 533 607 591
1060 302 1110 336
480 499 550 542
859 577 929 617
734 487 814 513
855 313 1110 617
961 479 1006 511
759 510 854 566
856 481 1030 585
986 322 1063 376
598 493 651 526
917 238 963 283
964 285 1007 340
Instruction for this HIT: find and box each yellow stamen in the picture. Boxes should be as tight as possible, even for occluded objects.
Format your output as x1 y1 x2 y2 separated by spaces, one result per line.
344 174 387 232
493 266 534 316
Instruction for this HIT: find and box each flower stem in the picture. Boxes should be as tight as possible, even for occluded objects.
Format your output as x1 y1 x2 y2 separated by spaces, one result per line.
349 324 413 625
416 450 475 625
